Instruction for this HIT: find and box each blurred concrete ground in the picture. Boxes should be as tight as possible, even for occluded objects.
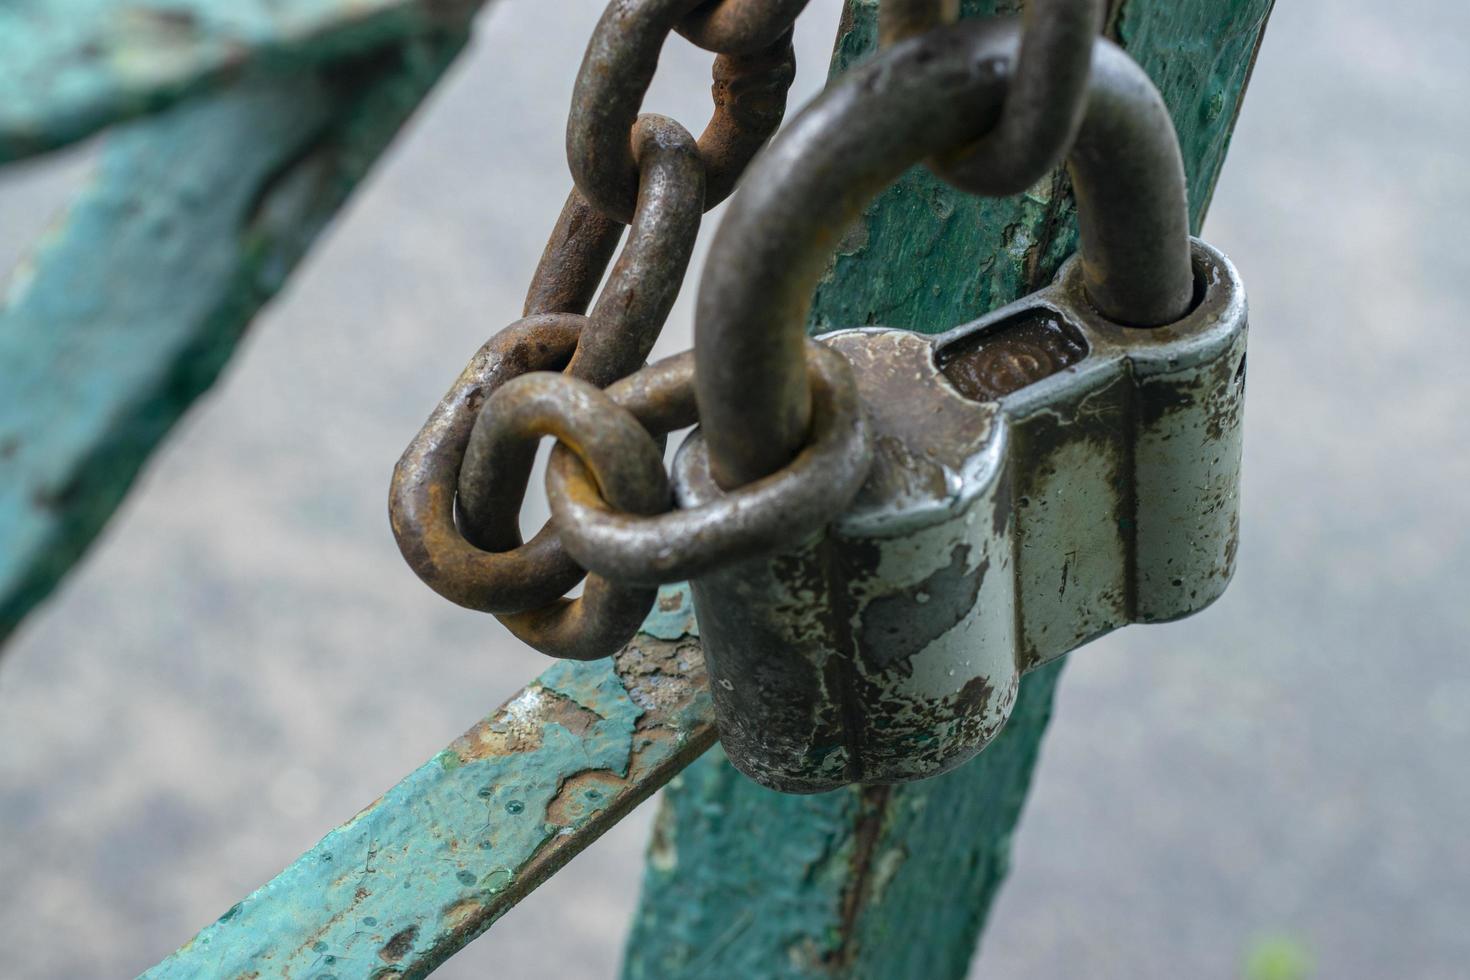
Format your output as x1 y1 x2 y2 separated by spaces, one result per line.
1 0 1467 977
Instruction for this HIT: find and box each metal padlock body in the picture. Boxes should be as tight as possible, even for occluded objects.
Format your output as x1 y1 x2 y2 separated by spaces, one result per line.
674 239 1246 793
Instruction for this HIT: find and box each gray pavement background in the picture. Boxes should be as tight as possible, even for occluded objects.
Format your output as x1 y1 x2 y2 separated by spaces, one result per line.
1 1 1467 977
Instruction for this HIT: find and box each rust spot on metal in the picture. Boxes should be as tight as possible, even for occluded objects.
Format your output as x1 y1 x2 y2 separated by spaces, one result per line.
545 770 627 827
440 897 482 934
826 784 893 970
617 636 707 716
447 687 603 764
379 925 418 963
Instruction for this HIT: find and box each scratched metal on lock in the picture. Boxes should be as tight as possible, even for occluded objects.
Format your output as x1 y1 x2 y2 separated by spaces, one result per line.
675 241 1246 793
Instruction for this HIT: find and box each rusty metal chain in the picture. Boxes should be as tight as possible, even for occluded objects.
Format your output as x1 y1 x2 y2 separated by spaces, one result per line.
390 0 811 658
566 0 801 224
392 0 1131 663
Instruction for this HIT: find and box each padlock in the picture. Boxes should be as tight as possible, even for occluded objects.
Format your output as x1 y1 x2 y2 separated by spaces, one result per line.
673 20 1248 792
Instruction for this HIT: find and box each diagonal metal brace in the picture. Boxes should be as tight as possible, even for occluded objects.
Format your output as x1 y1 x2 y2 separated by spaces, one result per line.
144 586 715 978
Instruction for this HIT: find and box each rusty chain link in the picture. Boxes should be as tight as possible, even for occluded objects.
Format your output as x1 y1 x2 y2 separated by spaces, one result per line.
391 0 814 658
678 0 810 53
566 0 799 224
392 0 1118 662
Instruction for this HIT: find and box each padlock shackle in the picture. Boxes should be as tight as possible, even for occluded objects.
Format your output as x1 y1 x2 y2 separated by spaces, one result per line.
694 17 1193 490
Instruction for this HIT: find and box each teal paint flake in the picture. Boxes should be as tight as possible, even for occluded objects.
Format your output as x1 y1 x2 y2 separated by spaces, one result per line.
0 30 467 645
0 0 481 163
640 583 700 641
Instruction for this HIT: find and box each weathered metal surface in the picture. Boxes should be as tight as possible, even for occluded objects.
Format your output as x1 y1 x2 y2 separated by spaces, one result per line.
392 0 812 667
463 370 670 660
677 325 1016 792
938 238 1247 664
394 336 870 664
0 0 477 164
146 586 712 978
674 241 1244 793
455 115 708 560
677 0 810 54
624 0 1273 975
0 32 469 646
678 13 1204 792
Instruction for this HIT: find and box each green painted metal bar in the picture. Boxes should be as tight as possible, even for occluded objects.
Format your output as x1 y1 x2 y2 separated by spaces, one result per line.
145 587 712 978
0 0 477 164
0 27 473 646
620 1 1274 977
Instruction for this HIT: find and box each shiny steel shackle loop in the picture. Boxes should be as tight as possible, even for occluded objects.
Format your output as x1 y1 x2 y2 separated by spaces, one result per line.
693 16 1194 490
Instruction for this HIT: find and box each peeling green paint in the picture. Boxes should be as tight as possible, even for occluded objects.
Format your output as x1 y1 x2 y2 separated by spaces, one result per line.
0 30 470 646
0 0 482 163
642 583 702 641
146 591 715 977
622 1 1273 977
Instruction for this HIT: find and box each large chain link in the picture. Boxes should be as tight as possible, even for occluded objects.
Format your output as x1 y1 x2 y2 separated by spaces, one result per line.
390 0 814 659
391 0 1108 662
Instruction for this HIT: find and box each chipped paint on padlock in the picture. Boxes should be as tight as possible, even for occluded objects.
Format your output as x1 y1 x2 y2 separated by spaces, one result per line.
942 238 1248 669
674 328 1020 793
674 238 1246 793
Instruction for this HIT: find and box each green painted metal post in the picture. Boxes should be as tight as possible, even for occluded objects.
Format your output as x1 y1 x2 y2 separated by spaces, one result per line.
621 1 1273 976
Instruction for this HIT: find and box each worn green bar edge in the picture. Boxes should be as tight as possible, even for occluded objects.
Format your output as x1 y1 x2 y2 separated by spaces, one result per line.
143 585 710 979
0 27 474 646
0 0 481 164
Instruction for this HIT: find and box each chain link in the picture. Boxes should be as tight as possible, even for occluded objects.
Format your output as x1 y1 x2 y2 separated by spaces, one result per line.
468 373 670 660
391 0 810 658
566 0 797 224
678 0 810 53
544 342 869 585
391 315 586 615
928 0 1103 195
